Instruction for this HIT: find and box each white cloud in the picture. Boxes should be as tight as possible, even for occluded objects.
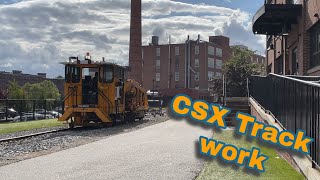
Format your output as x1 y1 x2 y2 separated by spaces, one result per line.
0 0 265 77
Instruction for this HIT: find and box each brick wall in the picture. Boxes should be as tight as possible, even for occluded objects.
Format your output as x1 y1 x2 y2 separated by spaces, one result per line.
265 0 320 75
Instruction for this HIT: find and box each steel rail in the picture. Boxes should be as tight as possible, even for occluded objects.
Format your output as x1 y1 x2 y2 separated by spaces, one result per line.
0 128 70 143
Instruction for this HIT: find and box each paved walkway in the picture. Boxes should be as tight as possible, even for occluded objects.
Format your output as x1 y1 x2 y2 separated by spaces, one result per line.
0 120 212 180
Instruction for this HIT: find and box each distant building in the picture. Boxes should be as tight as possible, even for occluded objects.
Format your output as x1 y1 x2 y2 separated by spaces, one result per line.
231 45 266 65
0 70 64 98
141 35 265 100
142 35 231 100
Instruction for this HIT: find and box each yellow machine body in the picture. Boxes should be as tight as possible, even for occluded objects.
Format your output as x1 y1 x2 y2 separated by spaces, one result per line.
58 59 148 127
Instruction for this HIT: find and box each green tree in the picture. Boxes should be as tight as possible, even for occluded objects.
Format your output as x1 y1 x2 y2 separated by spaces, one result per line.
39 80 60 99
7 80 60 112
23 81 60 100
8 80 25 99
211 47 266 97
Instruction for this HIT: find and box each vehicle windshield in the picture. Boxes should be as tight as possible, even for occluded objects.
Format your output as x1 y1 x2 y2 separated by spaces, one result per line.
100 65 114 83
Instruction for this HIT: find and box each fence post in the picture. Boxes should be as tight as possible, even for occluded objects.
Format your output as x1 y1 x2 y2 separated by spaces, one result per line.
5 99 8 121
247 77 250 105
33 100 36 120
44 99 47 119
19 100 22 121
224 75 227 106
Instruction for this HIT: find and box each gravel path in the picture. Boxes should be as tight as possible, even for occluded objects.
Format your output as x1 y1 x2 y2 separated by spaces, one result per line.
0 111 169 167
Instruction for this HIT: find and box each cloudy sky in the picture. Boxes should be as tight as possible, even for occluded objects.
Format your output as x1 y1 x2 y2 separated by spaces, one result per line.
0 0 266 78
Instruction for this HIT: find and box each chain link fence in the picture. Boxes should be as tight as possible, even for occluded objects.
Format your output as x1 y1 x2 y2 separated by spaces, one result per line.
0 99 63 122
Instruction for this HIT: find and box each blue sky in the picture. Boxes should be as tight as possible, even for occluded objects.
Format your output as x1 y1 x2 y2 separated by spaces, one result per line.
0 0 267 77
0 0 22 5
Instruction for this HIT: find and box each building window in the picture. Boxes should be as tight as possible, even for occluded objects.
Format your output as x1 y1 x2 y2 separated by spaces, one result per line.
262 59 264 64
208 58 214 68
195 72 199 81
216 59 222 69
156 59 160 71
195 59 199 68
175 72 179 81
195 45 199 54
251 56 253 62
175 46 180 56
216 48 222 57
208 71 214 81
156 73 160 81
256 58 259 63
310 22 320 68
142 49 144 59
208 46 215 56
156 48 160 57
175 56 179 70
215 72 222 77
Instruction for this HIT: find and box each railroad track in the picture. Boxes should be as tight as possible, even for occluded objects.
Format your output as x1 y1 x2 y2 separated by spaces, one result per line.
0 112 167 143
0 128 70 143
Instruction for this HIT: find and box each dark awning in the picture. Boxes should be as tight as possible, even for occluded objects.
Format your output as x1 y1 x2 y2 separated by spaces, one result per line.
252 4 302 35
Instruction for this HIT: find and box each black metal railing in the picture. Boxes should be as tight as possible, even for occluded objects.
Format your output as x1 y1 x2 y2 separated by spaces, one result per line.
287 75 320 82
249 73 320 168
0 99 62 122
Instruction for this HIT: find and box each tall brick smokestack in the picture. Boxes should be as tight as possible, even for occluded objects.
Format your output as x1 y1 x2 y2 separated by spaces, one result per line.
129 0 142 84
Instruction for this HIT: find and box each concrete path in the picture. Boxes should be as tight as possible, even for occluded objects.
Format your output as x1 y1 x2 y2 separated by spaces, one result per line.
0 120 212 180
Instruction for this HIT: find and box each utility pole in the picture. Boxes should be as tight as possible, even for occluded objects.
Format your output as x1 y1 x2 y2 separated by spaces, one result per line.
168 34 171 89
153 79 155 102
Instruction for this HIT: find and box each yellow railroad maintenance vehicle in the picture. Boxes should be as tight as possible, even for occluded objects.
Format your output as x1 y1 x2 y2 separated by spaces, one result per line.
58 54 148 128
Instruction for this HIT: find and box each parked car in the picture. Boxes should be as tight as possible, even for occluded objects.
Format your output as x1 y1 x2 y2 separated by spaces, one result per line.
35 109 45 114
0 108 17 118
0 111 4 119
13 113 53 121
35 109 60 118
47 111 62 118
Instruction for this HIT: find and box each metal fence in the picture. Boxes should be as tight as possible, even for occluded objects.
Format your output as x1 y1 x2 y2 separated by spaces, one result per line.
287 75 320 82
249 73 320 168
0 99 63 122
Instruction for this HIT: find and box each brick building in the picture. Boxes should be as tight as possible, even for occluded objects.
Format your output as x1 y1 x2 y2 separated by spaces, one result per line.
0 70 64 98
232 45 266 64
142 35 231 98
141 35 265 99
253 0 320 75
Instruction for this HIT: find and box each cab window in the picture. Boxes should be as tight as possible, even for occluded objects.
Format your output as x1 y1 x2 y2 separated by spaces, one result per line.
100 65 114 83
65 66 80 83
72 67 80 83
65 66 71 83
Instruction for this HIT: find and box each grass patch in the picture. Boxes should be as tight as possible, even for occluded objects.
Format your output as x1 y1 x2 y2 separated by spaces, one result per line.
0 119 64 135
196 130 305 180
